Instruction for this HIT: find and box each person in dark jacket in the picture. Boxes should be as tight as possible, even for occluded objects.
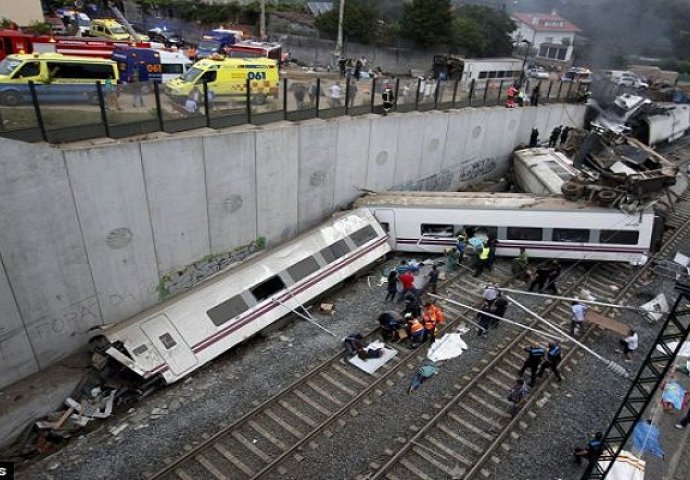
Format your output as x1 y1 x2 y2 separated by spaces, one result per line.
529 127 539 147
519 345 545 387
385 269 398 302
537 342 563 381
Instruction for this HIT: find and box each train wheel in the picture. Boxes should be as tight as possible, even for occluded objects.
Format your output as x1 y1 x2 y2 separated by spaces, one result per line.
561 181 583 200
596 189 617 206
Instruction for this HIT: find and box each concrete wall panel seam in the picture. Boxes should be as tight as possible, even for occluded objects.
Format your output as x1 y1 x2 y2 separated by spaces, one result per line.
139 142 162 278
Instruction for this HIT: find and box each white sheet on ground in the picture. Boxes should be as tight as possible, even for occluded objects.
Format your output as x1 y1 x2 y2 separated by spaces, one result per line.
656 340 690 357
348 341 398 375
640 293 669 322
597 450 645 480
427 333 468 362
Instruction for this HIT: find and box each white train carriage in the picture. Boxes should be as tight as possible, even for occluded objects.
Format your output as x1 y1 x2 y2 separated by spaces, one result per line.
95 209 390 384
354 192 661 264
512 148 579 195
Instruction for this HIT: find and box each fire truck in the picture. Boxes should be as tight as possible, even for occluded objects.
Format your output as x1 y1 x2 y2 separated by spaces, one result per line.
0 29 150 61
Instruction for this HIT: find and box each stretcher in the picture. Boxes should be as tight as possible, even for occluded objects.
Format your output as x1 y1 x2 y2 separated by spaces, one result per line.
585 310 629 335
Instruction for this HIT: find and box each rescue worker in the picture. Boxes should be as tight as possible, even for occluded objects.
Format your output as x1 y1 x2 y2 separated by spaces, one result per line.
529 263 552 293
382 82 395 115
421 309 437 343
544 260 561 295
378 311 404 342
507 378 530 417
571 300 588 336
511 247 529 278
549 126 562 148
476 303 493 337
473 243 490 277
519 345 545 387
482 283 500 309
529 127 539 147
506 83 518 108
491 297 509 329
398 269 417 302
407 314 425 349
574 432 604 475
486 236 498 271
423 265 440 295
455 231 467 264
403 295 422 319
537 342 563 382
385 269 398 302
445 247 460 272
424 301 446 326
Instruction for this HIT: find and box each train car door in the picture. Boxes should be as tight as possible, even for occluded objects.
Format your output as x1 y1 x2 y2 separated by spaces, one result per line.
141 315 197 376
373 209 396 249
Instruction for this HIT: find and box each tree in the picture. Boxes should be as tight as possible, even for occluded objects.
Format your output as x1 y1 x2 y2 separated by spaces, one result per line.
452 16 485 56
314 0 380 44
400 0 453 48
455 5 515 57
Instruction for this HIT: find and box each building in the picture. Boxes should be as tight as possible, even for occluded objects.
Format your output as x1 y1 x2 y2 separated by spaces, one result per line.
511 11 581 67
0 0 43 26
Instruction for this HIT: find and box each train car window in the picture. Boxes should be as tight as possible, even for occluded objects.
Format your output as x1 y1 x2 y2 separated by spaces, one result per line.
207 294 250 327
473 226 498 239
552 228 590 243
600 230 639 245
159 333 177 349
421 224 454 237
319 239 351 264
288 256 320 282
507 227 543 241
379 222 389 233
349 225 378 246
250 275 287 302
132 344 148 355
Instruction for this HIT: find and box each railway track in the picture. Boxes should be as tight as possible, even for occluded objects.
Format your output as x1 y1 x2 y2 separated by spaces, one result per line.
148 144 690 480
356 189 690 480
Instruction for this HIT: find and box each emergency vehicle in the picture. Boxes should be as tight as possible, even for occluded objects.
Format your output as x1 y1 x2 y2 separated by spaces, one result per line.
112 46 191 83
196 29 243 59
89 19 146 42
226 41 282 63
0 29 150 61
164 56 279 104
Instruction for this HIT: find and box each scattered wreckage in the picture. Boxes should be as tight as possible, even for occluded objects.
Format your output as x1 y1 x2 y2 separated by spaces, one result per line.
512 126 687 233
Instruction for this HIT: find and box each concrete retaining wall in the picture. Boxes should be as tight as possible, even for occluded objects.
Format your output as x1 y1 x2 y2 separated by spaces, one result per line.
0 103 586 388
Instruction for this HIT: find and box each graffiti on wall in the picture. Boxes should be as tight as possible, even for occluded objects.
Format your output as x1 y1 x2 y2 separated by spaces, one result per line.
458 157 496 183
31 295 101 343
156 237 266 299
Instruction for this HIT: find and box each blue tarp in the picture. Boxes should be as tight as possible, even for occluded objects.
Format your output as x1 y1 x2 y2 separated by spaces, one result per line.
632 421 664 458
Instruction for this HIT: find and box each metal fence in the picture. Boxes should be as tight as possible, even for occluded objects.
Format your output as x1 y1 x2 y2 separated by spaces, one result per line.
0 77 593 144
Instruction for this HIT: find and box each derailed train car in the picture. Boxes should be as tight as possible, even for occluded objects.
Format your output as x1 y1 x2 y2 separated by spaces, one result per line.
92 209 390 384
355 191 661 265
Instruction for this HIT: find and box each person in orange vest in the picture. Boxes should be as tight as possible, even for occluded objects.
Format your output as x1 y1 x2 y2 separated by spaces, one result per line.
424 301 446 325
406 313 425 349
422 311 437 344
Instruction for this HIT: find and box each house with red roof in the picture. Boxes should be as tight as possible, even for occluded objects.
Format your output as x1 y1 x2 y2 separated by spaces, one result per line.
511 11 581 67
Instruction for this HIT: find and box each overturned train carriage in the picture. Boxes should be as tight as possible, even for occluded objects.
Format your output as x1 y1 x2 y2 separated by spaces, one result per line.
355 191 661 265
93 209 391 384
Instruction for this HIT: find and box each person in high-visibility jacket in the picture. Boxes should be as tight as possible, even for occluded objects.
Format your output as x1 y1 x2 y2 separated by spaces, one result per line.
422 312 437 343
407 314 425 348
473 243 490 277
424 302 446 325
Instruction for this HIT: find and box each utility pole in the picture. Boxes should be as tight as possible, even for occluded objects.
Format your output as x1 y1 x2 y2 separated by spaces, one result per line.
260 0 267 41
333 0 345 66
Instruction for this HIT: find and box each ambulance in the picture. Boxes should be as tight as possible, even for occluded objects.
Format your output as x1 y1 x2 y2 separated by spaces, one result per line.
164 56 278 104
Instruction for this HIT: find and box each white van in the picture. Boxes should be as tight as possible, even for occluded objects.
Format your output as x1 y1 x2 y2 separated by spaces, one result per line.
605 70 649 89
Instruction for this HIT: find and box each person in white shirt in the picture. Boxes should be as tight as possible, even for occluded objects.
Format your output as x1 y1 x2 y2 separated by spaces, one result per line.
570 300 587 335
617 329 638 362
328 82 342 108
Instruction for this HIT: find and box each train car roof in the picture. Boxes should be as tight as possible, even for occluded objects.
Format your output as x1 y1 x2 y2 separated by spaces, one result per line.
101 208 384 331
354 191 649 212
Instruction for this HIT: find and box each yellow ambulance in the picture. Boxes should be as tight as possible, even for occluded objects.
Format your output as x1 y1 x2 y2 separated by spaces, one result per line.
164 55 279 104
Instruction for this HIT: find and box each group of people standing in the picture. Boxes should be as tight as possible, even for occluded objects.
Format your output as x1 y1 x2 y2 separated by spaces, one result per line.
505 83 542 108
529 124 571 148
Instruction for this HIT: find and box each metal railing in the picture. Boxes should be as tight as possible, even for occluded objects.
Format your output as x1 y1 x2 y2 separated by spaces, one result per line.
0 77 591 144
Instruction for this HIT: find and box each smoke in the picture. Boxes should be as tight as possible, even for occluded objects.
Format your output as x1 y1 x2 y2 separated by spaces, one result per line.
461 0 680 67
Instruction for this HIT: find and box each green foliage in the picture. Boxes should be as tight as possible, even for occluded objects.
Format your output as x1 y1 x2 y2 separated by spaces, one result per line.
400 0 454 48
314 0 381 44
454 5 515 57
156 275 171 300
452 16 485 56
255 236 267 250
27 21 53 35
0 17 13 29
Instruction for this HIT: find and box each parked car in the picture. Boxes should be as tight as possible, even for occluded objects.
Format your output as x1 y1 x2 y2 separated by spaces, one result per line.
527 66 549 80
562 67 592 84
147 28 186 48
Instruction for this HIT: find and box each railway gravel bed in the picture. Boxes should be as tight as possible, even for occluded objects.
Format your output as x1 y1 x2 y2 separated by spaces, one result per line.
18 143 690 480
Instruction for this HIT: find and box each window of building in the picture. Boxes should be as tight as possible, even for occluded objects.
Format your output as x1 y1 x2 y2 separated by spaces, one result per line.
159 333 177 349
600 230 640 245
287 256 320 282
479 72 488 79
488 71 497 78
250 275 287 302
552 228 590 243
539 45 549 57
545 36 554 43
497 70 505 78
207 294 249 327
507 227 543 241
557 48 567 60
421 224 454 237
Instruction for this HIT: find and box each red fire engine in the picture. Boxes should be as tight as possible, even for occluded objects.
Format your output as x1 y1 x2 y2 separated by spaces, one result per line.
0 29 150 61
